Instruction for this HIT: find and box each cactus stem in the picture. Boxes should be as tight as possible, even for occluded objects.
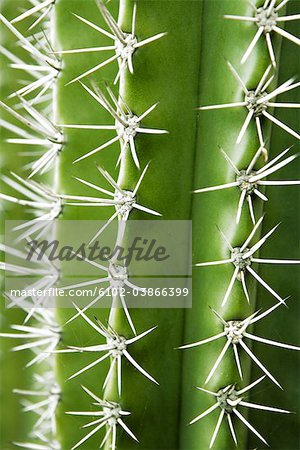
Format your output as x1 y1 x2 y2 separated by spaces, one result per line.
67 385 138 450
190 376 290 448
1 0 299 447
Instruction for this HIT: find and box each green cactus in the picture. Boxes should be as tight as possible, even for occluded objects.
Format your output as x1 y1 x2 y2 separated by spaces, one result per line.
0 1 45 446
0 1 299 450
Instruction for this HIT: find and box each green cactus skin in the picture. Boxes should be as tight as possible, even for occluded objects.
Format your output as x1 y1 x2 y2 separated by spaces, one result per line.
248 3 300 449
0 0 299 450
54 1 202 448
180 1 278 448
101 2 203 449
0 1 41 447
54 2 121 449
